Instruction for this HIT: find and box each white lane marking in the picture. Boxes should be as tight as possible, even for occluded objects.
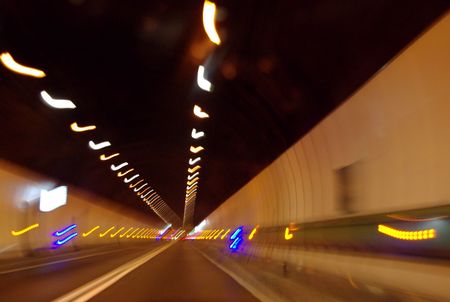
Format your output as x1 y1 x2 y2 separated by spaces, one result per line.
0 247 135 275
195 247 268 302
53 242 175 302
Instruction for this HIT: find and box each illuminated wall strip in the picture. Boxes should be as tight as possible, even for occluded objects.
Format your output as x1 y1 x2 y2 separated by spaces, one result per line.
89 140 111 150
202 1 221 45
99 226 115 237
11 223 39 236
82 226 100 237
41 91 76 109
70 122 96 132
378 224 436 240
0 52 46 78
54 224 77 237
100 153 119 161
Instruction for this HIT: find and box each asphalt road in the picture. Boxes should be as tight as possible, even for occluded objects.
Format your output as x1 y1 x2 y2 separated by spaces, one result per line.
0 241 259 302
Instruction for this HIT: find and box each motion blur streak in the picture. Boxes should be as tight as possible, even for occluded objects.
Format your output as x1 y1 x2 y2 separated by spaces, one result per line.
187 177 199 186
196 66 212 92
54 224 77 237
284 227 293 240
189 157 201 165
99 226 115 237
127 228 139 238
10 223 39 236
188 165 201 173
40 91 76 109
89 140 111 150
190 146 204 153
124 174 139 183
54 233 78 246
100 153 119 161
82 226 100 237
117 168 134 177
191 128 205 139
110 227 125 238
193 105 209 118
110 162 128 171
386 214 448 222
70 122 96 132
187 172 199 180
119 228 133 238
0 52 46 77
130 180 144 189
202 0 221 45
248 226 258 240
378 224 436 240
214 229 224 239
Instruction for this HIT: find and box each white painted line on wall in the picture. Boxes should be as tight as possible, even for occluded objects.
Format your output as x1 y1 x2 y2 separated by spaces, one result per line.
195 247 269 302
53 242 175 302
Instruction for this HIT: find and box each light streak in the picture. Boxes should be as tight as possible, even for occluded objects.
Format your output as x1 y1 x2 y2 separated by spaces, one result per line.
137 187 151 196
100 153 119 161
229 237 242 250
191 128 205 139
124 174 139 183
186 189 197 197
54 233 78 246
135 184 149 193
82 226 100 237
141 190 153 199
386 214 447 222
89 140 111 150
187 177 199 186
187 172 200 181
54 224 77 237
159 224 172 235
120 227 133 238
110 227 125 238
284 227 293 240
70 122 96 132
248 226 258 240
130 180 144 189
117 168 134 177
41 91 76 109
193 105 209 119
190 146 204 153
0 52 46 78
187 183 198 190
188 165 201 173
110 162 128 171
185 195 196 204
127 228 140 238
11 223 39 236
133 228 146 239
202 1 221 45
230 227 243 240
378 224 436 240
186 184 198 193
189 157 201 165
99 226 115 237
197 65 212 92
214 229 224 239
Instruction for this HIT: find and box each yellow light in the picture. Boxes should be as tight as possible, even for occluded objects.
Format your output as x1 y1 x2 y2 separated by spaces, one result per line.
70 122 96 132
129 180 144 188
110 227 124 238
117 168 134 177
221 229 230 240
190 146 204 153
120 227 133 238
82 226 100 237
284 227 293 240
193 105 209 119
187 177 199 186
100 153 119 161
188 165 201 173
127 228 140 238
214 229 224 239
133 228 146 239
377 224 436 240
0 52 46 78
99 226 115 237
11 223 39 236
202 1 221 45
248 225 259 240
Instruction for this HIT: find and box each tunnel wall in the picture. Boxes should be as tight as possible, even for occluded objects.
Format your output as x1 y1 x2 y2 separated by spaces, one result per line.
196 12 450 300
0 159 164 259
203 13 450 228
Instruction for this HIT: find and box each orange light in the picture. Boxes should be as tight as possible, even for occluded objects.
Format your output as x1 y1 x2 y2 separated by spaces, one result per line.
202 1 221 45
0 52 46 78
378 224 436 240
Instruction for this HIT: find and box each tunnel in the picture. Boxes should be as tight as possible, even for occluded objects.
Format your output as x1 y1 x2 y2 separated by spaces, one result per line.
0 1 449 301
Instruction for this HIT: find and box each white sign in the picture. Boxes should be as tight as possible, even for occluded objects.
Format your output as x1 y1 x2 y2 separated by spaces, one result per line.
39 186 68 212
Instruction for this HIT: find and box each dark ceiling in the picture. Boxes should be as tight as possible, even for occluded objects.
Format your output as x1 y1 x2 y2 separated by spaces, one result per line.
0 0 448 225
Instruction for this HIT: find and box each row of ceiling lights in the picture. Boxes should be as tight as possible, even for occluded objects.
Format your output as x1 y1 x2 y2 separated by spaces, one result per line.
0 51 181 227
181 0 221 227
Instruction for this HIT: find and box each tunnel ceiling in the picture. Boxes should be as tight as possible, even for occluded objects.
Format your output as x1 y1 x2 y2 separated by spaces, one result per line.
0 0 448 224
